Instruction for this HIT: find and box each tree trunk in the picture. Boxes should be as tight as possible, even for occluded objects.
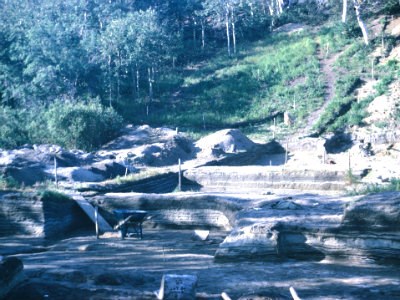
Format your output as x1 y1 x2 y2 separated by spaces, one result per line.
277 0 284 15
193 18 197 49
342 0 347 22
352 0 369 45
201 20 205 50
108 55 112 107
148 67 153 103
231 5 236 55
225 8 231 56
132 66 136 100
136 63 140 99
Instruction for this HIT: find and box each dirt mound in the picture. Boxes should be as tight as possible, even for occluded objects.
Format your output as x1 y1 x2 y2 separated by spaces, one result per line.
195 129 256 159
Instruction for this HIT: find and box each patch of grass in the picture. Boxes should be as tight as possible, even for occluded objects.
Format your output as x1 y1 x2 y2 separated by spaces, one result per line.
348 178 400 195
0 174 20 190
143 31 324 136
37 189 71 202
106 168 169 185
374 59 399 96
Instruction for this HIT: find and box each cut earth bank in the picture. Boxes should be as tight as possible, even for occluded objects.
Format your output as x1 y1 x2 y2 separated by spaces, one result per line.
1 191 400 300
1 126 400 299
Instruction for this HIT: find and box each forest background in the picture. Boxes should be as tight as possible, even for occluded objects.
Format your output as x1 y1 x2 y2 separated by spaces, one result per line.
0 0 399 150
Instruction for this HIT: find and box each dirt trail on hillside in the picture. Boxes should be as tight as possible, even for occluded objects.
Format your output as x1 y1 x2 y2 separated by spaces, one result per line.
296 43 341 137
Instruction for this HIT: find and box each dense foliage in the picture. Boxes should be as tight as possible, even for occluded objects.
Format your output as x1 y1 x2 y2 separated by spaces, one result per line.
0 0 399 149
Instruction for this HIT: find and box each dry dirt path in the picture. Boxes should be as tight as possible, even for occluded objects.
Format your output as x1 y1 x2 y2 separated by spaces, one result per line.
295 43 342 138
2 228 400 300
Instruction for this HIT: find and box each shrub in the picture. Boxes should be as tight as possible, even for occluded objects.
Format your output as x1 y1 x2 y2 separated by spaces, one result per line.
44 99 123 150
0 174 20 190
0 107 28 149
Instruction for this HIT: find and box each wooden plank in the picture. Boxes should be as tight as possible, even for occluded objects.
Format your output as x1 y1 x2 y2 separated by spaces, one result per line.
68 193 113 232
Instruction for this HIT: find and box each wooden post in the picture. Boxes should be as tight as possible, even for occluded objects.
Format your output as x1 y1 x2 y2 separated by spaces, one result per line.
54 155 58 189
289 286 301 300
95 205 99 239
285 140 289 165
371 59 374 80
178 158 182 192
348 151 351 172
272 117 276 139
325 42 329 58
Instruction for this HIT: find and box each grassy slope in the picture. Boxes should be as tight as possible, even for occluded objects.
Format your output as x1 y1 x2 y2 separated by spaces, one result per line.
122 15 399 141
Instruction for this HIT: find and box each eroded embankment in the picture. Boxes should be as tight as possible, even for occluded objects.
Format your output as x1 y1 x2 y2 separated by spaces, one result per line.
184 166 353 192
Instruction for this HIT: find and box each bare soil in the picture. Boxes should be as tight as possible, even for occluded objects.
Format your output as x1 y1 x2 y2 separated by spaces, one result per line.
2 226 400 300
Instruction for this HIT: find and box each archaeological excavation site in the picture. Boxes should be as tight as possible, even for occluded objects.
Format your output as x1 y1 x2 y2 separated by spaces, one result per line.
1 126 400 300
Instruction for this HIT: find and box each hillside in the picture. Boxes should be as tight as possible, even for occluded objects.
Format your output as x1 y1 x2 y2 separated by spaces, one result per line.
1 1 400 151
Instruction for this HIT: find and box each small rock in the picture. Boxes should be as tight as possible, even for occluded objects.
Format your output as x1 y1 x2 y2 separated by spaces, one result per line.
192 230 210 241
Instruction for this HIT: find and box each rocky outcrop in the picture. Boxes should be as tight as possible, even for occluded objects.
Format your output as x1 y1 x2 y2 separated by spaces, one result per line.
0 257 24 299
91 192 241 230
184 166 350 192
215 192 400 263
0 191 90 238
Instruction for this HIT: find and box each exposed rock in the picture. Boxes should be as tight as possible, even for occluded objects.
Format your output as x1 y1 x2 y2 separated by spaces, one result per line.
341 192 400 231
184 166 349 192
0 192 91 238
0 257 24 299
215 223 279 260
91 192 241 230
215 192 400 263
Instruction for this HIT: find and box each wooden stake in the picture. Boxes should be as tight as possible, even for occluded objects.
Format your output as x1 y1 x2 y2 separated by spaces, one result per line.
371 59 374 80
54 155 58 189
178 158 182 192
290 286 301 300
348 151 351 171
273 117 276 139
285 140 289 165
95 205 99 239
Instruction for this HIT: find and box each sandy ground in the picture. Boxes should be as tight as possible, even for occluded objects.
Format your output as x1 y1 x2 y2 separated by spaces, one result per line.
2 226 400 300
